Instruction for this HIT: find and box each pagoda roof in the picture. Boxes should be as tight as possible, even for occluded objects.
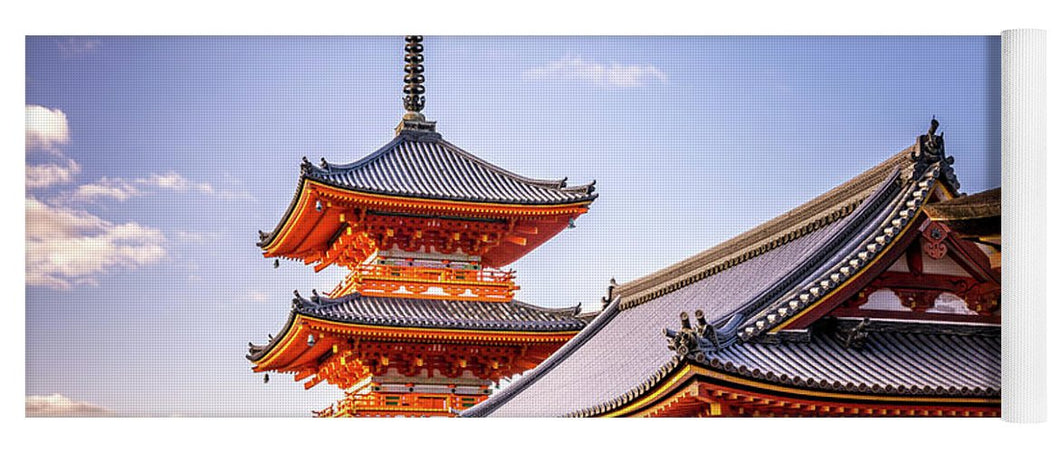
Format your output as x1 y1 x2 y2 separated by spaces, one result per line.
257 128 597 254
248 292 586 362
464 131 993 417
304 130 595 206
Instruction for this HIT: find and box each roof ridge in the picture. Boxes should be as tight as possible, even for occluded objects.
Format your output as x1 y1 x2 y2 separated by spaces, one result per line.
510 299 581 315
616 147 915 309
312 135 407 174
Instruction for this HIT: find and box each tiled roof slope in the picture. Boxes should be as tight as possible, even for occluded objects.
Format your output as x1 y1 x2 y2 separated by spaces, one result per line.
302 131 597 206
568 328 1000 417
705 330 1000 396
464 146 962 417
248 293 585 362
463 218 853 416
616 150 911 309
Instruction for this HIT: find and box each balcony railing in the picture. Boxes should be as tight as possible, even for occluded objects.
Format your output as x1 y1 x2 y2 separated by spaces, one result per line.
317 392 488 417
354 263 515 284
329 263 519 301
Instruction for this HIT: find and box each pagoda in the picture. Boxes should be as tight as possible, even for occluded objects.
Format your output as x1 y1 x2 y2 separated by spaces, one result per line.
248 36 597 417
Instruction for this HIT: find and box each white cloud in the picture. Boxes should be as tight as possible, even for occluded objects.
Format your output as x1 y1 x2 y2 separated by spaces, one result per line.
64 171 222 204
68 177 142 202
524 55 668 88
26 197 167 290
26 394 112 417
247 290 268 302
136 171 214 194
26 159 81 189
26 105 70 153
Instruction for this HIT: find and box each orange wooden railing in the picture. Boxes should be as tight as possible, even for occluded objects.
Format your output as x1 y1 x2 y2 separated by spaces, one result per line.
316 392 488 417
353 263 515 284
329 263 519 301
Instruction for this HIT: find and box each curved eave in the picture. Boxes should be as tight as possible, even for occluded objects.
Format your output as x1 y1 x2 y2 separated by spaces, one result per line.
304 170 599 207
249 313 582 371
258 177 595 258
573 361 1000 418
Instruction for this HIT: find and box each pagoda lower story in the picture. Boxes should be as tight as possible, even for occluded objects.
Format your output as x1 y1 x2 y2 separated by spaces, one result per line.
249 292 586 417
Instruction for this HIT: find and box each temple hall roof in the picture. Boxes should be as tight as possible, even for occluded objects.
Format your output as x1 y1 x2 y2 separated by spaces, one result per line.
565 326 999 417
464 130 992 417
463 214 856 416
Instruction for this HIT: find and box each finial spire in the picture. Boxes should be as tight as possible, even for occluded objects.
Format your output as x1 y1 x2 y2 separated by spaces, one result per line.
403 36 426 117
395 35 437 136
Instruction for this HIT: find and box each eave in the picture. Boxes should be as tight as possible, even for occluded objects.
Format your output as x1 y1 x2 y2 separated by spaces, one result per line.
259 178 593 267
250 313 581 372
575 361 1001 418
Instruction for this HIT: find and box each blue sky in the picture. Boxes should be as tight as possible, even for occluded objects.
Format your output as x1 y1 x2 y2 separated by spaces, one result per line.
25 36 999 417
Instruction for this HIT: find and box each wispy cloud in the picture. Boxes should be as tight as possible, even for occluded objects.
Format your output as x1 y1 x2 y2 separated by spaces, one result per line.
26 197 167 290
26 394 112 417
27 158 81 189
26 105 70 154
57 38 100 57
524 55 668 88
137 171 215 194
24 105 181 290
64 171 224 203
69 176 141 202
246 290 268 302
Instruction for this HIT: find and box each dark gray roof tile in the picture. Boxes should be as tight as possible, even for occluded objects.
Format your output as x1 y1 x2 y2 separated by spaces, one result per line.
248 294 585 362
303 292 586 331
304 133 596 206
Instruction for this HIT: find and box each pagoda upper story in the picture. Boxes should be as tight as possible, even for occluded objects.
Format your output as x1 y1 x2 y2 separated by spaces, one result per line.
255 125 596 301
255 38 596 303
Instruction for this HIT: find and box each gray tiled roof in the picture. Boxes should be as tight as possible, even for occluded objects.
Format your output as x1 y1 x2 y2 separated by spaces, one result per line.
465 217 854 417
707 330 1000 396
565 328 1000 417
464 146 987 417
294 292 585 331
248 293 585 362
303 132 597 206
